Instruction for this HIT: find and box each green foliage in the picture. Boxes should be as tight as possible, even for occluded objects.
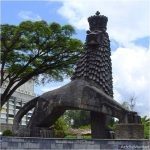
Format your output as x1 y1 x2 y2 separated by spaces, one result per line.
54 117 69 138
1 21 83 106
65 135 77 139
82 135 91 139
78 124 91 129
141 116 150 139
107 117 118 131
65 134 91 139
2 129 13 136
53 110 91 138
64 110 91 128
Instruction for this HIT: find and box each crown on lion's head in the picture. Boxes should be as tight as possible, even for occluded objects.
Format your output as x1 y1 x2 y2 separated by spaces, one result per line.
88 11 108 31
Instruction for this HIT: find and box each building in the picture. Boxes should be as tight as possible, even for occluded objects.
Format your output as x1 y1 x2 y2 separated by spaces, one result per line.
0 79 36 132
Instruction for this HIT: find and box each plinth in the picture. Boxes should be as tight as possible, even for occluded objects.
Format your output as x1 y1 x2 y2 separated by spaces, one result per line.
115 124 144 139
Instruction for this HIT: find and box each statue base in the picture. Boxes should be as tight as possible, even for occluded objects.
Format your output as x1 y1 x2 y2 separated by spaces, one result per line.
15 127 54 138
115 123 144 139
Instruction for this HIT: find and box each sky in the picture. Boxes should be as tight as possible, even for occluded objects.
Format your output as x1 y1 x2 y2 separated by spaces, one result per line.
1 0 150 117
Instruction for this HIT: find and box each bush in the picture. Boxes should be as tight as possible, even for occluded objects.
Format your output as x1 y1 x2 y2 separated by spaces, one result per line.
54 117 68 138
79 124 91 129
54 130 66 138
2 129 13 136
141 116 150 139
64 110 91 128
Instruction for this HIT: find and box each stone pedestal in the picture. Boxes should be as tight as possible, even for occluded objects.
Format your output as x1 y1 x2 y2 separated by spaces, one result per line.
91 112 108 139
16 127 54 138
115 124 144 139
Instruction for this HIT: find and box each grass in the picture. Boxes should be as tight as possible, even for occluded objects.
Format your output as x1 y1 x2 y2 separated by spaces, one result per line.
65 134 91 139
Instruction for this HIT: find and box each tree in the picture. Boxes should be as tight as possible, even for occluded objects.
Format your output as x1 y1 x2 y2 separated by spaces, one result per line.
53 116 69 138
107 117 118 131
1 21 83 107
129 95 136 111
122 101 130 111
122 95 136 111
64 110 91 128
141 116 150 139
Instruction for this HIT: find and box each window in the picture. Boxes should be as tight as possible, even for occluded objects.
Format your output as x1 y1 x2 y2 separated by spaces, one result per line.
16 102 21 106
1 118 6 123
9 105 14 109
9 101 14 106
8 118 13 124
22 117 26 121
8 114 14 118
27 114 32 118
9 110 14 115
21 120 27 125
16 106 21 109
0 113 7 119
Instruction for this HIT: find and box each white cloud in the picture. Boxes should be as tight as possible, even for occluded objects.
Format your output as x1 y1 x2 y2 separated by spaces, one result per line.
57 0 149 45
112 46 150 116
18 11 42 21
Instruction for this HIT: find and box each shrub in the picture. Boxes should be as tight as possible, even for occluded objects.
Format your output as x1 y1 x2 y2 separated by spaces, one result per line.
2 129 13 136
141 116 150 139
54 117 68 138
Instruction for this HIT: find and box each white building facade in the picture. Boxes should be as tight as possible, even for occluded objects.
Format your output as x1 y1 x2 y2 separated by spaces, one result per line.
0 80 36 126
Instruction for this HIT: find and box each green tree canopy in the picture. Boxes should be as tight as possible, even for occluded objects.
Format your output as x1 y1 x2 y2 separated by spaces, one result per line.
1 21 83 106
